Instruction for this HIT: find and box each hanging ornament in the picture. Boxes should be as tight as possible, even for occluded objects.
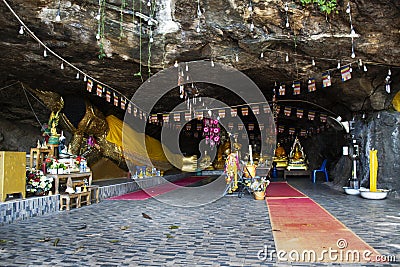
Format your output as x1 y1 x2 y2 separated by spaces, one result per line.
83 75 87 82
174 60 179 67
322 72 331 88
250 21 254 32
285 53 289 62
96 33 100 40
285 17 290 28
19 26 24 35
341 65 352 82
235 54 239 62
43 49 48 57
147 0 151 7
196 23 201 33
60 62 64 70
358 59 363 67
363 65 368 72
55 10 61 22
388 69 391 76
346 2 351 14
210 59 215 67
75 72 80 79
351 48 356 58
260 52 264 58
248 0 253 12
185 63 189 72
312 58 315 66
149 31 154 43
337 61 341 69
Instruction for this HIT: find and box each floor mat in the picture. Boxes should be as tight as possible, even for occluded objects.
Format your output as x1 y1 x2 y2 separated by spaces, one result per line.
107 176 209 200
265 183 381 263
265 181 306 198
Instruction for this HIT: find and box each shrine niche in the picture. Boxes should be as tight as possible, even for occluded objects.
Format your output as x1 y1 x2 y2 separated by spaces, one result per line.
287 137 308 171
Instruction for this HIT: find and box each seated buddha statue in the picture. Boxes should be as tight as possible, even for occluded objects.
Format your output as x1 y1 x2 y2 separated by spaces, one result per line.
273 143 288 168
287 137 308 170
274 143 287 159
213 139 231 169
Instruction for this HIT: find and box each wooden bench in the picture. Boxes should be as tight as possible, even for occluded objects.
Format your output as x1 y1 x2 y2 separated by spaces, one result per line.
60 191 91 211
283 169 311 180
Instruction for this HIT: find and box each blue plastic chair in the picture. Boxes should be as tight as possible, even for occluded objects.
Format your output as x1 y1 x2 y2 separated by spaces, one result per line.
312 159 328 183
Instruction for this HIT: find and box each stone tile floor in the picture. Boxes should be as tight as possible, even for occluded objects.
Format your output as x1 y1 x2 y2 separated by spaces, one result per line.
0 176 399 266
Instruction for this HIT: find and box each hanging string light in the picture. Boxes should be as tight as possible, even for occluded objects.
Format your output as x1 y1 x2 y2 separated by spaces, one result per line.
260 52 264 59
284 2 290 28
347 2 357 59
312 58 316 66
235 54 239 62
174 60 179 67
60 62 64 70
43 49 47 57
210 59 215 67
55 0 61 22
196 0 203 32
337 60 341 69
18 25 24 35
75 72 80 79
285 53 289 62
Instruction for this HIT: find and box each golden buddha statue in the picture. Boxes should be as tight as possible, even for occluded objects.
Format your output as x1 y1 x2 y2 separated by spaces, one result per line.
272 143 288 168
287 137 308 170
213 139 231 169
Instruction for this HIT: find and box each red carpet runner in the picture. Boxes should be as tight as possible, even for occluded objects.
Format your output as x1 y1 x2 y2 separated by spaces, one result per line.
108 176 208 200
265 182 381 263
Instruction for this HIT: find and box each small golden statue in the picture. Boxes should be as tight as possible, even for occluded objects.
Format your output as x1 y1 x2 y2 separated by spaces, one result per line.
287 137 308 170
273 143 288 168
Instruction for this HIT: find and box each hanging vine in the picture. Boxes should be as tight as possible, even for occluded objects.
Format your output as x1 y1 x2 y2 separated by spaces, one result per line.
98 0 107 59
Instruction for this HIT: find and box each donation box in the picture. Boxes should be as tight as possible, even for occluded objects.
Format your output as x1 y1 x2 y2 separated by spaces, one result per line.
0 151 26 202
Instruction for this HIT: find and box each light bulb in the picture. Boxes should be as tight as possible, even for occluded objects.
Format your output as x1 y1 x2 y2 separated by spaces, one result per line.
350 28 356 36
211 60 215 67
19 26 24 35
149 36 154 43
285 18 290 28
350 67 353 72
337 61 341 69
377 113 380 119
284 3 289 12
147 0 151 7
96 14 101 20
235 54 239 62
388 69 391 76
43 49 47 57
363 65 367 72
386 83 391 94
185 63 189 72
346 3 351 14
362 113 366 119
55 11 61 22
285 53 289 62
196 24 200 33
312 58 315 66
351 51 356 58
250 22 254 32
208 110 212 117
174 61 179 67
96 33 100 40
358 59 363 66
60 62 64 70
83 75 87 82
248 4 253 12
76 72 80 79
197 7 202 17
260 52 264 58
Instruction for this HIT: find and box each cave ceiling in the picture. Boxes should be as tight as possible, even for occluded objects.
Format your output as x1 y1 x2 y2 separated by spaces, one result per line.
0 0 399 131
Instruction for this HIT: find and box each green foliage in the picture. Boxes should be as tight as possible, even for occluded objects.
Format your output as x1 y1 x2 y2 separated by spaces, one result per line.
300 0 338 15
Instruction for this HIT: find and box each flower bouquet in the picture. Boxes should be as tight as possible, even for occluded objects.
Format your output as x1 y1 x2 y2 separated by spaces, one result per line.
26 169 53 196
45 156 66 174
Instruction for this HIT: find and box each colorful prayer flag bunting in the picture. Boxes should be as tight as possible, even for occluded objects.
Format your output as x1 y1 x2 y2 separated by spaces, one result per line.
86 79 93 92
121 98 126 110
320 114 327 123
341 65 352 81
241 107 249 116
106 90 111 102
163 114 170 123
174 113 180 122
127 102 132 114
308 111 315 120
185 112 192 121
278 125 285 133
231 108 237 117
113 93 119 106
238 123 244 130
263 104 270 114
293 81 301 95
228 122 234 131
322 72 331 87
96 84 102 97
134 107 138 117
296 108 304 118
284 107 292 116
251 105 260 115
289 127 295 135
308 78 316 92
248 123 254 131
279 84 286 96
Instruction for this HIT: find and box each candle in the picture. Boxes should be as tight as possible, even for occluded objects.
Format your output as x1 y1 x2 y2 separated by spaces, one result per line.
249 145 253 164
369 149 377 192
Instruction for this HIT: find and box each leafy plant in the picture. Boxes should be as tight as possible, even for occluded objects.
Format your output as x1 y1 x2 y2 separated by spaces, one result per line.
300 0 338 15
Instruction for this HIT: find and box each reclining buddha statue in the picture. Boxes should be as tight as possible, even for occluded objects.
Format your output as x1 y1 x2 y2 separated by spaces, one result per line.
287 137 308 170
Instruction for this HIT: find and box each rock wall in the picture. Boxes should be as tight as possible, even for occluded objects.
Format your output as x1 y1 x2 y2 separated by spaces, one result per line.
352 111 400 198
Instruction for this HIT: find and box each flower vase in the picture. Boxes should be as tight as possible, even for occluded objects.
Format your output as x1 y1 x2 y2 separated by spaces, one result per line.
50 169 57 174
